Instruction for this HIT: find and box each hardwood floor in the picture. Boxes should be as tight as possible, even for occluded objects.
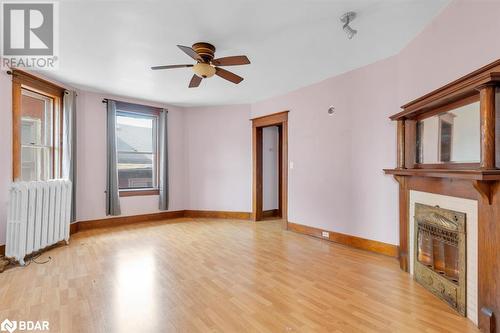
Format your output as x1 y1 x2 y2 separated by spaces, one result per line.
0 218 478 332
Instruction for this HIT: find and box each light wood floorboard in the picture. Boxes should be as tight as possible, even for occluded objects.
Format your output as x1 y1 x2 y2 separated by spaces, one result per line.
0 218 479 332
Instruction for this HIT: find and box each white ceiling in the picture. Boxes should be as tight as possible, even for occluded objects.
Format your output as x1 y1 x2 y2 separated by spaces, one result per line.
44 0 450 106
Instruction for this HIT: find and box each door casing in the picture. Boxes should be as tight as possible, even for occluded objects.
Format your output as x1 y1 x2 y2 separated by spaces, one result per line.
251 111 288 227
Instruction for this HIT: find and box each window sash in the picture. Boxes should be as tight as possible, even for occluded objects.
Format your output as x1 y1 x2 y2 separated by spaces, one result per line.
19 88 57 181
115 109 159 190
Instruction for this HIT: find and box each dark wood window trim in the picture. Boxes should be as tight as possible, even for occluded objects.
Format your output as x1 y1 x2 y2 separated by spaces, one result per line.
11 69 65 181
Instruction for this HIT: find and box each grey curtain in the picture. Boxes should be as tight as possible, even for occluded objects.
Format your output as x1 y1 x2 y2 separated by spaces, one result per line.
158 109 169 210
62 90 77 222
106 100 121 215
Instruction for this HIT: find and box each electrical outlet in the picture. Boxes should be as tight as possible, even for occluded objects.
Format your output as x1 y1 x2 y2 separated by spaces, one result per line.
321 231 329 238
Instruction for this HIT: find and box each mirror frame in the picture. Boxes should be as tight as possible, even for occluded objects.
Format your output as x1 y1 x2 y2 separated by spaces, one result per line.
413 94 480 169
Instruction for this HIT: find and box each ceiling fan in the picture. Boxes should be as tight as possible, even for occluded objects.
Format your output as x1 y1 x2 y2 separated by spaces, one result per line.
151 42 250 88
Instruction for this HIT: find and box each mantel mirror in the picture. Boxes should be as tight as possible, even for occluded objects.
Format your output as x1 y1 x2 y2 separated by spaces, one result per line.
415 96 480 165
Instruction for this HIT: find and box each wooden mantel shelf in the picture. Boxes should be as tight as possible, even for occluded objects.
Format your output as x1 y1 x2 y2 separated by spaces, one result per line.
384 168 500 181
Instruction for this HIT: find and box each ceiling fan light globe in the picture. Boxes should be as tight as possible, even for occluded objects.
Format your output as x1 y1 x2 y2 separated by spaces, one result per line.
193 63 216 78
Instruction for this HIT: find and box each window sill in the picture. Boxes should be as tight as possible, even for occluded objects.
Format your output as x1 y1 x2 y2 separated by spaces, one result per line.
119 189 160 197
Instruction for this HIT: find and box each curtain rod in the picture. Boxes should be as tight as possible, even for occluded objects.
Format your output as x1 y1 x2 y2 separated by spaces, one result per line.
102 98 167 112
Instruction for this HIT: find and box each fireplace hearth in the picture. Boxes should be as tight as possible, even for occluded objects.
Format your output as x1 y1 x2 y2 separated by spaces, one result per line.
414 203 466 316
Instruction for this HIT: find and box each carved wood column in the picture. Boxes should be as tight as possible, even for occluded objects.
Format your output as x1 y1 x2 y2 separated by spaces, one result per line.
479 85 496 169
397 120 405 169
395 175 409 272
404 120 416 169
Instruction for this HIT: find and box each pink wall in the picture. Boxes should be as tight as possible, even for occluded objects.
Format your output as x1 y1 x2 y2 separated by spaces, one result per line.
397 0 500 105
184 105 252 212
252 57 399 244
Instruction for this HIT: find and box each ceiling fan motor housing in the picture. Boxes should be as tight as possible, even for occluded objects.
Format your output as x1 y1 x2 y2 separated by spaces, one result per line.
192 42 216 62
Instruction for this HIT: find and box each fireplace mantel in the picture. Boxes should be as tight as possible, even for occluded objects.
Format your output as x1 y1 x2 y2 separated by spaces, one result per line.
384 59 500 333
384 168 500 180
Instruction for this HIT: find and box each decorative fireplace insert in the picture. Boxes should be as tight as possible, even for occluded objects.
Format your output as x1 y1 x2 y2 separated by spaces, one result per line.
414 203 466 316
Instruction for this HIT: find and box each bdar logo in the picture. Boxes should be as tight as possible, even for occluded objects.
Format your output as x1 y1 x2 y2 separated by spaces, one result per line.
0 319 17 333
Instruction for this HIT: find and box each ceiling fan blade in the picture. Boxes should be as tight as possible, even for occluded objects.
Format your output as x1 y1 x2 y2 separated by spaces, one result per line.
212 56 250 66
151 64 193 70
189 74 202 88
215 67 244 84
178 45 201 61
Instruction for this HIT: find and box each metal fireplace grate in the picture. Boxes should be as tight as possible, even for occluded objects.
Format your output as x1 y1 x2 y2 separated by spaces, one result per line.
414 203 466 316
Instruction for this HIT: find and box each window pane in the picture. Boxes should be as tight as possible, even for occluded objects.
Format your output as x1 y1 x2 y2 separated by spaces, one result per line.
21 146 51 181
117 152 154 189
116 113 154 152
116 111 157 190
21 91 52 146
20 89 53 180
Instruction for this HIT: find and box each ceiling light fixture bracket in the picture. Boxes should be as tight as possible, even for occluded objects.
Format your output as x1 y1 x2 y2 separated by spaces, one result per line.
340 11 357 39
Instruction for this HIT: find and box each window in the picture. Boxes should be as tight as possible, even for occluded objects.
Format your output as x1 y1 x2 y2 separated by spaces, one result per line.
12 70 64 181
20 89 55 181
115 109 159 193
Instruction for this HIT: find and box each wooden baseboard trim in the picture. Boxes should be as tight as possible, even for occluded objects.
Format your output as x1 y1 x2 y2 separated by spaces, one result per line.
184 210 251 220
262 209 279 218
74 210 185 233
70 223 79 235
287 221 399 258
68 210 251 235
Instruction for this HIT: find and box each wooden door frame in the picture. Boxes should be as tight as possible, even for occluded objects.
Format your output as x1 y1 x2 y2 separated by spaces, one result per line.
251 111 288 226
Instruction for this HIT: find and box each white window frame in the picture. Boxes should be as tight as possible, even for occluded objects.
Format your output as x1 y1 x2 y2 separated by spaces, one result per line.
20 88 57 181
115 109 159 192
